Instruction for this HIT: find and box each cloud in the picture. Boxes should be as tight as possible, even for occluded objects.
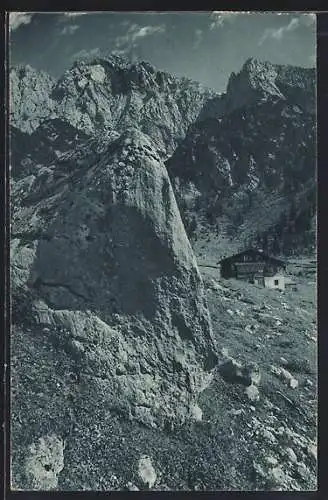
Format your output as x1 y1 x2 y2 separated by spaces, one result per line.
193 29 203 49
209 12 237 30
9 12 34 31
130 24 166 42
109 24 166 62
114 24 166 52
259 17 302 45
60 24 80 36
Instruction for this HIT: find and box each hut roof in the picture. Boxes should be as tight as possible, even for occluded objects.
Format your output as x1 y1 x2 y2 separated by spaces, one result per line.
218 248 286 267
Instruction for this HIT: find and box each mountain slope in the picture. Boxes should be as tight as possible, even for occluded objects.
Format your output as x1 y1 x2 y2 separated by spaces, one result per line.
166 58 316 256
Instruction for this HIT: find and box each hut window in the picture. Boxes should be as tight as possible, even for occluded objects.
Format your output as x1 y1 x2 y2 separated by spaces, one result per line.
274 279 279 286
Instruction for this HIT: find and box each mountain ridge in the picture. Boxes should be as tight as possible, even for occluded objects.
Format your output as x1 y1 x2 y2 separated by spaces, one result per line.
10 56 217 156
166 58 316 257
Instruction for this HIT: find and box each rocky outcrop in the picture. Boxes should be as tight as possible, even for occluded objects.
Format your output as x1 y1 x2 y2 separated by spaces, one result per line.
10 55 216 156
9 65 56 133
199 58 315 120
225 58 286 113
11 127 217 443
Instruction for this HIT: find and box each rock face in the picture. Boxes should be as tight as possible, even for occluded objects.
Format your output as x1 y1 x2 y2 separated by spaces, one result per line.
10 65 56 133
199 58 315 120
225 58 315 114
10 55 216 156
167 58 316 255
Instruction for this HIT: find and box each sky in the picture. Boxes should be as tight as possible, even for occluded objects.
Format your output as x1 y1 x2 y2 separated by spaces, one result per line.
8 11 316 93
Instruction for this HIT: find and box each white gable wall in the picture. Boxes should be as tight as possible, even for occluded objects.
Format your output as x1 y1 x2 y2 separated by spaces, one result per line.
264 274 285 291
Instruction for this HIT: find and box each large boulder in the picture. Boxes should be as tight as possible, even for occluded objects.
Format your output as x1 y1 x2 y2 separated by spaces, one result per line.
11 127 218 486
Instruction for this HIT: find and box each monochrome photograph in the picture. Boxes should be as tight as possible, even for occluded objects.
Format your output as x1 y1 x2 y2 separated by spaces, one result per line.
9 11 317 491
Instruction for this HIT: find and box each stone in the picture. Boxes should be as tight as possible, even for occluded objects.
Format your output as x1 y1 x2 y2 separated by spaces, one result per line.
138 456 157 489
271 365 298 387
307 443 317 461
11 127 218 432
270 465 285 486
266 456 278 466
190 403 203 421
127 482 140 491
289 377 299 389
229 409 243 416
297 462 310 480
248 364 261 386
285 447 298 463
218 358 260 387
245 384 260 402
262 429 276 443
24 434 64 490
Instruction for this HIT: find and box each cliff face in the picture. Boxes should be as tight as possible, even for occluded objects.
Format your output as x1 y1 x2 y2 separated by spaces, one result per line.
10 55 215 156
10 65 57 133
166 58 316 255
225 58 315 114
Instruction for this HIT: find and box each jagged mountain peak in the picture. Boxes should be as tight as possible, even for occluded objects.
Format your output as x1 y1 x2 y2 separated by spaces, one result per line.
167 57 316 256
199 57 315 122
11 54 217 154
238 56 314 79
59 53 213 97
226 59 285 110
241 56 275 72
